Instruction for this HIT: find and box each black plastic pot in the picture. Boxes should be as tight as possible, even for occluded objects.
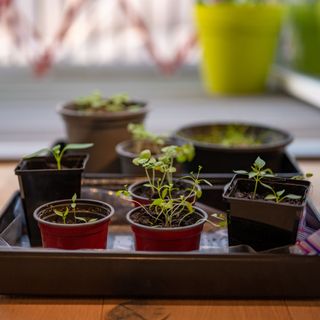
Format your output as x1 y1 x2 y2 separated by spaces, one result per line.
57 101 149 173
115 138 177 175
15 154 88 246
116 140 148 175
223 174 310 251
174 122 293 173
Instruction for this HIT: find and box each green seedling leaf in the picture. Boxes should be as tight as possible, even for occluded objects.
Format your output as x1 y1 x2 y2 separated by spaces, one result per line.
63 143 94 151
54 209 64 217
260 181 274 191
185 201 194 213
248 171 258 179
265 194 277 200
75 216 88 223
196 189 202 198
23 148 51 159
276 190 285 197
161 188 168 199
151 198 163 206
284 194 302 200
254 156 265 169
233 170 248 175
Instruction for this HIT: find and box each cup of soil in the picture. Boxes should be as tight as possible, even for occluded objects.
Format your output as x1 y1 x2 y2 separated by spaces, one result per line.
174 122 293 173
57 92 149 173
34 197 114 250
127 205 207 251
223 174 310 251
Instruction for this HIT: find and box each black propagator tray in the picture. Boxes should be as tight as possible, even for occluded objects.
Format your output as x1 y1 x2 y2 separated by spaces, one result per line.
0 174 320 298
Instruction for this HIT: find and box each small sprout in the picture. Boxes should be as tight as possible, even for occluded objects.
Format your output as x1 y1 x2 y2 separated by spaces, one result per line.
54 207 69 224
23 143 93 170
234 156 275 199
74 91 140 113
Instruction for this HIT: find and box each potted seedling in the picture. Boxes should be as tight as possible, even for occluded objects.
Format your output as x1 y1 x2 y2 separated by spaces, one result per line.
116 123 172 174
34 193 114 250
223 157 311 251
174 122 293 173
118 159 211 251
57 91 149 172
15 143 93 246
127 144 196 206
195 0 284 94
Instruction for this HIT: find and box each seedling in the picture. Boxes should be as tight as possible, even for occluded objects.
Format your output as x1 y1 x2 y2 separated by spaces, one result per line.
23 143 93 170
53 193 97 224
118 144 214 228
75 91 141 112
262 183 302 203
128 123 165 154
234 156 274 199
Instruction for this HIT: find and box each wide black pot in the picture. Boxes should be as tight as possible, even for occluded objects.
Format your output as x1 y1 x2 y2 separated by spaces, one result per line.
15 154 88 246
57 101 149 173
116 138 177 175
223 174 310 251
174 122 293 173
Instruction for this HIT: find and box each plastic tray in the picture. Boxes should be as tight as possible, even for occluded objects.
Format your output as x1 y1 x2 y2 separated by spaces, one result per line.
0 173 320 298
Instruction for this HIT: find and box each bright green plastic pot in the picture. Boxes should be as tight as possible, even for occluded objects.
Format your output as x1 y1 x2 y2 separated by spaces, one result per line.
195 3 283 95
288 2 320 75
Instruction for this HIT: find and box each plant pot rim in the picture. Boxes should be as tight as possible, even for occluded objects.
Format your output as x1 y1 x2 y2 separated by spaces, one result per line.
223 174 310 208
173 121 293 153
33 198 114 228
14 154 89 174
128 178 199 202
57 101 150 120
126 205 208 231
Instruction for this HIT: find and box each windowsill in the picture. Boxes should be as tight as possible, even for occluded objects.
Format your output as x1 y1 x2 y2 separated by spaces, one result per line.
1 66 320 160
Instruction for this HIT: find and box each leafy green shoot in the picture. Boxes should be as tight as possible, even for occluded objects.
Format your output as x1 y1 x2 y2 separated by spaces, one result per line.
261 182 302 204
23 143 93 170
75 91 140 112
234 156 274 199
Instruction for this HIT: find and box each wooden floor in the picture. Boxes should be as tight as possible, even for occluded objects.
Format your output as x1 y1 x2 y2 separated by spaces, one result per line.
0 160 320 320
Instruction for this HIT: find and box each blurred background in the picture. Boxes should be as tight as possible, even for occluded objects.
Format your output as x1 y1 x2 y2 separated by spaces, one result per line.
0 0 320 159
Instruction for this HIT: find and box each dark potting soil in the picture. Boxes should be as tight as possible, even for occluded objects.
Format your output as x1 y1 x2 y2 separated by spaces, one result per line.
232 179 304 205
40 206 107 225
134 180 195 200
130 207 203 228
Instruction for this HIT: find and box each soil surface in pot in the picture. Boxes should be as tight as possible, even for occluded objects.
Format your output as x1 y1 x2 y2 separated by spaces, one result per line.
40 205 107 224
130 207 202 228
177 123 290 148
68 101 145 113
232 179 305 205
133 180 195 200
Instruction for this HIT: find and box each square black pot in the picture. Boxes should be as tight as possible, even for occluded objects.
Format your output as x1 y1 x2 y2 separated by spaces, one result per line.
15 154 88 246
223 175 310 251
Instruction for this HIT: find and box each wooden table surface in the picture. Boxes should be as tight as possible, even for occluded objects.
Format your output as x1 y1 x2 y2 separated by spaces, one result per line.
0 160 320 320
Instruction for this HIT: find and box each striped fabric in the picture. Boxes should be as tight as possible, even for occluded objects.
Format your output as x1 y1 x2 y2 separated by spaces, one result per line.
291 208 320 255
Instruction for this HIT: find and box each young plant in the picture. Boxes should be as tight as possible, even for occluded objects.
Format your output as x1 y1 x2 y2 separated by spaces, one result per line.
75 91 141 112
53 193 97 224
127 123 165 154
234 156 274 199
118 143 214 228
262 183 302 204
23 143 93 170
132 144 195 195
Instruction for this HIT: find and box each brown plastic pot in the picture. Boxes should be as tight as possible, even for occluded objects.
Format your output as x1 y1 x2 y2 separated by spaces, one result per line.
174 122 293 173
15 154 88 246
127 205 207 251
34 198 114 250
223 174 310 251
57 101 149 173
